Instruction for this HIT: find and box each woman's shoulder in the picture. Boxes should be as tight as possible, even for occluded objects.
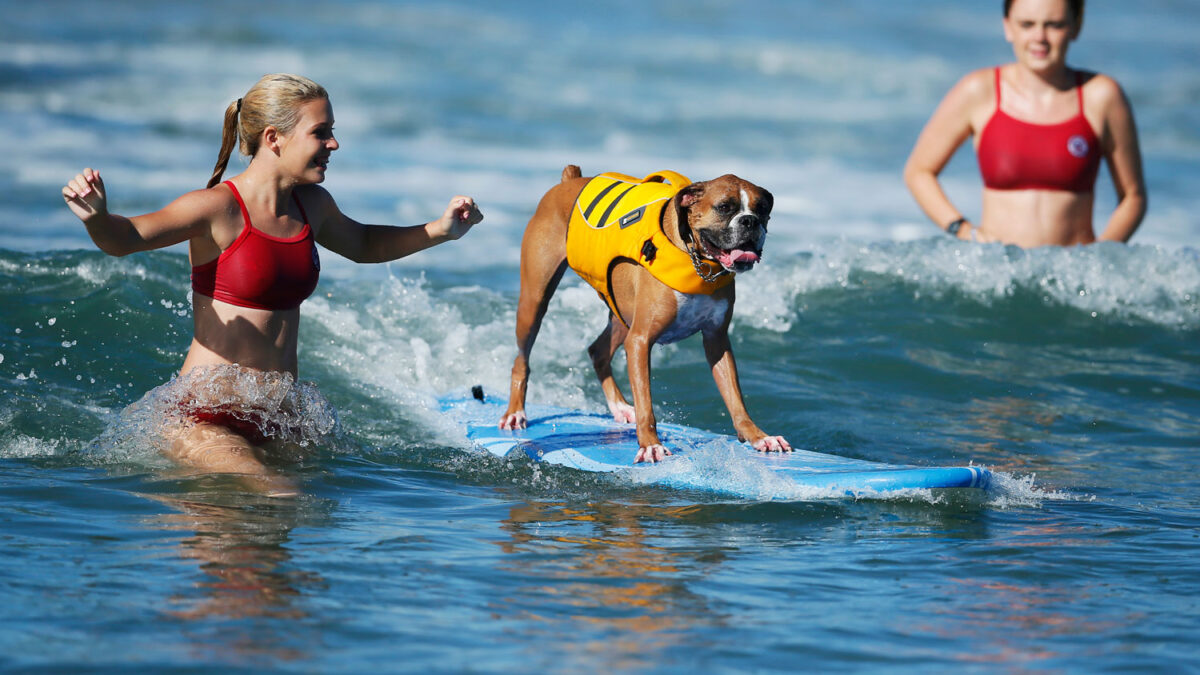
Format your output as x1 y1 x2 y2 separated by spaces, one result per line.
1077 70 1133 120
160 182 240 221
293 184 339 224
962 65 1000 87
947 66 1000 99
294 184 335 211
1079 70 1125 100
940 66 999 112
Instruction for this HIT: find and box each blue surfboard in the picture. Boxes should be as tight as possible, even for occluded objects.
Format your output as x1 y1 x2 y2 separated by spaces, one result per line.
440 391 991 498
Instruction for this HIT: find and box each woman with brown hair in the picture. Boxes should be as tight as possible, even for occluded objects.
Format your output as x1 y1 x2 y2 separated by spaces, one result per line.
904 0 1146 247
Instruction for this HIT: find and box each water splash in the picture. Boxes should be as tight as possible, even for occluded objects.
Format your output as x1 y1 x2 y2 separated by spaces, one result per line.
86 364 341 465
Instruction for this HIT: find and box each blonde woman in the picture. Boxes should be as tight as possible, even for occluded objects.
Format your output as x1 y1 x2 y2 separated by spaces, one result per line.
63 74 483 489
904 0 1146 247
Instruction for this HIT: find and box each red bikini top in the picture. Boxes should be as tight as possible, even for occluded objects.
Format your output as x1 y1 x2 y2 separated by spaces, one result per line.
191 181 320 310
977 68 1101 193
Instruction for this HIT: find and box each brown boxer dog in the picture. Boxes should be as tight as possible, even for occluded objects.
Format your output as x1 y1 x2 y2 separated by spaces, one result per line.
499 165 790 463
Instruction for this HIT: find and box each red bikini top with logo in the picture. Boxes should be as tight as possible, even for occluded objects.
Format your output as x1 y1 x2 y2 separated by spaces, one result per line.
191 181 320 310
977 68 1101 193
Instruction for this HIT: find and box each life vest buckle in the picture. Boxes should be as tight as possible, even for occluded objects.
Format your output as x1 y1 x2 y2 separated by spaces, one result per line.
640 239 657 263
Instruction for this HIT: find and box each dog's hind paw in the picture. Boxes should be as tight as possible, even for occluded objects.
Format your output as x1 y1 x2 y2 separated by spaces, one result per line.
607 401 636 424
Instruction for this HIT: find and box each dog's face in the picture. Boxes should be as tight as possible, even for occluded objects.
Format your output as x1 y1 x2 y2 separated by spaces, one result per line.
675 175 773 273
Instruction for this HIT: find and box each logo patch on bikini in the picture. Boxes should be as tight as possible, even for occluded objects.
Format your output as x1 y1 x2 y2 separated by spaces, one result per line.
1067 135 1090 159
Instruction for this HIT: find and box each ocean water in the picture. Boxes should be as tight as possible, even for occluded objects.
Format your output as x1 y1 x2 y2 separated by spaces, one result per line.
2 0 1199 672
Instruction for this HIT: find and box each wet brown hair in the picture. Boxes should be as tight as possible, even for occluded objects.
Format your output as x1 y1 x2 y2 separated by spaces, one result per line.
206 73 329 188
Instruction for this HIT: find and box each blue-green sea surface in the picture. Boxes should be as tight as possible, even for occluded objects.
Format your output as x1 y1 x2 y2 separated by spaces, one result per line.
3 0 1199 672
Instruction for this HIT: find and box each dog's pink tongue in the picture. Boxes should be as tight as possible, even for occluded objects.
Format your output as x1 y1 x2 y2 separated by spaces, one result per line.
720 249 759 267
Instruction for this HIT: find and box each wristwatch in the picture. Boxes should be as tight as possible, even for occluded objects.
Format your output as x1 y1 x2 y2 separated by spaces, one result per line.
945 217 966 236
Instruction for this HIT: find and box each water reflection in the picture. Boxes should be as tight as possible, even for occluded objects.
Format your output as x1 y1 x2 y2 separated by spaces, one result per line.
943 396 1064 472
497 500 725 670
142 487 326 663
908 514 1125 667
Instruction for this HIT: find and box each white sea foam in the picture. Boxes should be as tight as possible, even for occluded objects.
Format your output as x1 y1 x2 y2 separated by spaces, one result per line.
85 364 340 467
731 239 1200 332
303 274 609 416
984 471 1083 509
0 434 62 459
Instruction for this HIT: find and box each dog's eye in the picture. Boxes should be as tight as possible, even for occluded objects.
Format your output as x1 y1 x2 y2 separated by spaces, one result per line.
715 201 736 215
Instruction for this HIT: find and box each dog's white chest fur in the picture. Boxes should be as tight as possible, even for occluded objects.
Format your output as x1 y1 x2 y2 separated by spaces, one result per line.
657 292 730 345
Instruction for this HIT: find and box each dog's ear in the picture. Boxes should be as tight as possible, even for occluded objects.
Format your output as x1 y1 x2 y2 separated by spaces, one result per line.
674 182 705 246
759 188 774 215
677 182 704 209
758 188 774 229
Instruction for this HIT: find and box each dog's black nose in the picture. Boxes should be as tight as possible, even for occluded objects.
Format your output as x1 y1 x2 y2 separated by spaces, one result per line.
736 214 761 228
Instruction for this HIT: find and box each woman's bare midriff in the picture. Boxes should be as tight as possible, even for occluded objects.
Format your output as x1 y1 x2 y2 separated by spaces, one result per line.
979 188 1097 247
180 294 301 377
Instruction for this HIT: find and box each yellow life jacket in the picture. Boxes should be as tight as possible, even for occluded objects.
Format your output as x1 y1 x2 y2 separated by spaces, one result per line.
566 170 732 326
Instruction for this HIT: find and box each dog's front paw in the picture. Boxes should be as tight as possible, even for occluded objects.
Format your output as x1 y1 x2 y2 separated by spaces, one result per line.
498 411 528 430
634 444 672 464
752 435 792 452
607 400 636 424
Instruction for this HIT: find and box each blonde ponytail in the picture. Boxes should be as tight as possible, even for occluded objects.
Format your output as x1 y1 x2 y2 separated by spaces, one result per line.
206 98 241 189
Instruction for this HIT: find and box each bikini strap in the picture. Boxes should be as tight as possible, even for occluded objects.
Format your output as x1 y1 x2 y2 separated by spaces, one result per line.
1074 70 1085 113
994 67 1003 107
223 180 252 232
225 180 310 231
